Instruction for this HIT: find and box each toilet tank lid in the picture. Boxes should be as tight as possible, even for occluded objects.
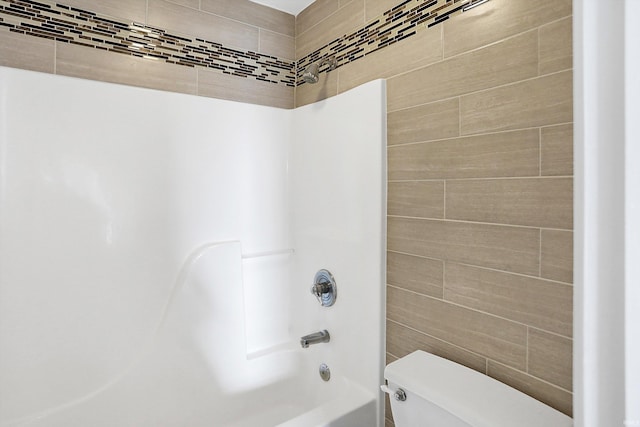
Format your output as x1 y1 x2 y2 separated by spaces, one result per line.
384 351 572 427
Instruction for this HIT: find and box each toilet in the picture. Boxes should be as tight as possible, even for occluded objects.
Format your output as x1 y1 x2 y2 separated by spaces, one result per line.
383 351 573 427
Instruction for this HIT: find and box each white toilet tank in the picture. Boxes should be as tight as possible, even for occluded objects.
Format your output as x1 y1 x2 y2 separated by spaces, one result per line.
383 351 572 427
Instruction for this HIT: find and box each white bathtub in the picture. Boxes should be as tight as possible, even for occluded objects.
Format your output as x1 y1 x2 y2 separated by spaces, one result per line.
0 67 386 426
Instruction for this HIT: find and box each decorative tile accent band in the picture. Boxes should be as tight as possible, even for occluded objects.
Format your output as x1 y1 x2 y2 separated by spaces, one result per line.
0 0 297 86
297 0 487 85
0 0 489 90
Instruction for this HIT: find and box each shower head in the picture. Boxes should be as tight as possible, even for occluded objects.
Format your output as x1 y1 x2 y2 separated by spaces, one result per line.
302 57 337 84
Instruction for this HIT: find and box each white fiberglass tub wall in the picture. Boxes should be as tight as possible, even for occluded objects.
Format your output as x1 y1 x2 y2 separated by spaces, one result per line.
0 67 386 427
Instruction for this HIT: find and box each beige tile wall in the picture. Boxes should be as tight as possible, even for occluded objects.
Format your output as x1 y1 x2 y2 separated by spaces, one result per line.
0 0 294 108
295 0 573 422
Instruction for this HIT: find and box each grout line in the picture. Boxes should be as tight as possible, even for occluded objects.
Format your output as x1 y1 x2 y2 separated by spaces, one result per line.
387 67 573 114
387 213 573 232
388 176 575 183
441 259 446 299
539 228 543 277
539 127 543 176
386 318 491 363
385 250 574 286
488 359 574 394
525 327 530 373
537 27 541 76
443 180 447 219
386 123 572 146
388 284 574 340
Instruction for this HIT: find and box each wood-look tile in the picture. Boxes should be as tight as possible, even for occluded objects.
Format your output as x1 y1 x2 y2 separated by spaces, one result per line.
365 0 399 22
539 16 573 75
487 360 573 417
147 0 259 52
387 30 538 112
528 329 573 390
201 0 295 37
387 251 443 298
443 0 572 58
296 0 364 59
385 415 395 427
198 69 293 109
387 98 459 146
388 286 527 369
387 129 540 180
387 217 540 276
296 0 339 37
386 352 398 364
294 71 338 107
0 31 55 74
56 43 197 95
444 263 573 337
165 0 199 9
62 0 146 22
445 178 573 229
337 23 442 94
386 319 487 373
388 181 444 219
541 229 573 283
541 124 573 176
260 30 295 60
460 70 573 135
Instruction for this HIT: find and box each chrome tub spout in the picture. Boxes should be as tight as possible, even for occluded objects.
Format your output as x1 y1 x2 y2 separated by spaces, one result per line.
300 330 330 348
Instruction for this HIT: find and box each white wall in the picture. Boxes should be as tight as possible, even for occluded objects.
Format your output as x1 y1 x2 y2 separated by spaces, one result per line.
625 0 640 423
574 0 639 425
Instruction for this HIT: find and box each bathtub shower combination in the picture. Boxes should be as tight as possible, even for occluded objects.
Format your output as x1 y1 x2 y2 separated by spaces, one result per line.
0 67 387 426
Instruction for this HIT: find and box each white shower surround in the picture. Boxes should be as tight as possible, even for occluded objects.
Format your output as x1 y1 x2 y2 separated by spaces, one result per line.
0 67 386 426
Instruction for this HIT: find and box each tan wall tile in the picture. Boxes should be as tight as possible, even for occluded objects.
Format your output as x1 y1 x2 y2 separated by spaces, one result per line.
541 230 573 283
148 0 259 51
385 415 395 427
445 178 573 229
387 251 443 297
198 69 293 109
201 0 295 37
528 329 573 390
443 0 572 58
387 217 540 276
539 16 573 75
445 263 573 337
0 31 55 74
56 43 197 95
388 181 444 219
488 361 573 416
388 130 540 180
165 0 199 9
295 71 338 107
338 22 443 94
387 30 538 112
541 124 573 176
296 0 364 59
62 0 146 22
365 0 399 22
296 0 339 37
387 98 459 146
460 70 573 135
386 319 487 373
388 286 527 369
260 30 295 60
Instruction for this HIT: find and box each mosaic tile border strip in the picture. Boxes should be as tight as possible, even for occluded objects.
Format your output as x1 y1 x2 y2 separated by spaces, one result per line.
0 0 489 90
0 0 296 86
297 0 488 86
